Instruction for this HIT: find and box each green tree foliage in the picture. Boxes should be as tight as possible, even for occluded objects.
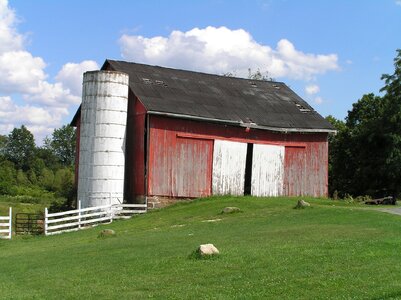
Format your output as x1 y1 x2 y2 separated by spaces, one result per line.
44 125 76 166
0 135 7 158
39 168 55 191
16 169 30 185
0 124 77 210
3 125 36 171
328 49 401 198
0 160 17 194
379 49 401 197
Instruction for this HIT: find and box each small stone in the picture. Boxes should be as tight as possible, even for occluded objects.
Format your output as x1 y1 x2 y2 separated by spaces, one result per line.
221 207 241 214
199 243 220 256
98 229 116 238
294 200 311 209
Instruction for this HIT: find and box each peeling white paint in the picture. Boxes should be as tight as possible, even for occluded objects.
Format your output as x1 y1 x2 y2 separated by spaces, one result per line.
212 140 247 195
77 71 129 208
251 144 285 196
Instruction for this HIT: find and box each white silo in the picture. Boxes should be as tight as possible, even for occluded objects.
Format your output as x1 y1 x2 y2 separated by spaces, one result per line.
77 71 129 208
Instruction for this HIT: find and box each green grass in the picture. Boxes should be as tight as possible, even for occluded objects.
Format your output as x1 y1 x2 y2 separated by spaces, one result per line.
1 196 401 299
0 195 48 216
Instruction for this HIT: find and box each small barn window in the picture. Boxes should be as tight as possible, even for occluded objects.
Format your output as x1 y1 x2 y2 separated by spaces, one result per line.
294 102 312 113
142 78 152 84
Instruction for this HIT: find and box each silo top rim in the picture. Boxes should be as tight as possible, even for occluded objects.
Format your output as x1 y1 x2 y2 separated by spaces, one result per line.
84 70 129 76
83 70 129 85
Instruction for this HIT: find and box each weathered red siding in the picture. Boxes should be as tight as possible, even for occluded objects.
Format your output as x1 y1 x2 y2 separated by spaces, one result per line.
284 146 306 196
148 129 213 198
147 115 328 198
125 95 147 202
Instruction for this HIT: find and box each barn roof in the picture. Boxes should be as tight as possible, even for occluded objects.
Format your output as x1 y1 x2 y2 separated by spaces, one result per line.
72 59 335 133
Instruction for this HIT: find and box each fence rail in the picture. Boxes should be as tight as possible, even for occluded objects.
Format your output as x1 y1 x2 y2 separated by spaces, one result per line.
0 208 12 239
44 201 147 236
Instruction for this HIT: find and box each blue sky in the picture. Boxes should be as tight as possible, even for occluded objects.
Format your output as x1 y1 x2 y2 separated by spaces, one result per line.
1 0 401 143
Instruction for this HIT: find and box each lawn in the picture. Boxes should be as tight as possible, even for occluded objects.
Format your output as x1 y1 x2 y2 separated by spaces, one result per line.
0 195 49 216
1 196 401 299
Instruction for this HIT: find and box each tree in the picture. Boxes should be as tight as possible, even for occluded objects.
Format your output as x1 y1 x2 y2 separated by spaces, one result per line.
0 160 16 195
326 115 349 196
3 125 36 171
378 49 401 198
0 135 7 152
44 125 76 166
327 49 401 199
222 68 273 81
248 68 273 81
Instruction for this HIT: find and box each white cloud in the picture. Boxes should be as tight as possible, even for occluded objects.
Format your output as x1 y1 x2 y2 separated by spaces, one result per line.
56 60 99 96
119 26 339 80
314 97 323 105
396 0 401 6
0 0 98 143
305 84 320 95
0 50 47 94
0 0 24 54
0 96 68 142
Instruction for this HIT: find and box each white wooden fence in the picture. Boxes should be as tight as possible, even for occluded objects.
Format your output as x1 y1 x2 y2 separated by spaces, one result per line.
44 201 147 236
0 207 12 239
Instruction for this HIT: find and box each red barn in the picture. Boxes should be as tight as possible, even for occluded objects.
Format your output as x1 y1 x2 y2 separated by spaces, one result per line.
72 60 335 208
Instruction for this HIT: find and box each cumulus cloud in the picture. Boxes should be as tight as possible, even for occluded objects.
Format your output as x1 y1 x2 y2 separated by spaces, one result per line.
119 26 339 80
314 97 323 105
0 0 24 54
0 96 67 142
0 0 98 143
305 84 320 95
56 60 99 96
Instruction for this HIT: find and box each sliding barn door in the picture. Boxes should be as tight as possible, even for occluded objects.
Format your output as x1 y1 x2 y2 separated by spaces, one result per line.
251 144 285 196
212 140 247 195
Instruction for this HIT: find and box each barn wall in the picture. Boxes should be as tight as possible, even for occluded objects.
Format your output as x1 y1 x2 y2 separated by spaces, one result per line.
148 126 213 198
125 95 147 202
147 115 329 199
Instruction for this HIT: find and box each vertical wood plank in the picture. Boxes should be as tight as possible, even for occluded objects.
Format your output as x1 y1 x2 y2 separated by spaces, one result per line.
251 144 284 196
284 147 306 196
212 140 247 195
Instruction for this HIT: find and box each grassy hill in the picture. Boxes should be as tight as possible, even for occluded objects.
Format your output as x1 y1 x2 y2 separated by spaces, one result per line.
1 196 401 299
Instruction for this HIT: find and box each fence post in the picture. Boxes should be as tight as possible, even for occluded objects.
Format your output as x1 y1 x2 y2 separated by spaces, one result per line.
9 207 12 239
78 200 81 230
109 193 113 223
44 207 48 236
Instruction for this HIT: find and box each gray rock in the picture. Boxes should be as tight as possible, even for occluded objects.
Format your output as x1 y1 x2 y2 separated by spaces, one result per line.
199 243 220 256
98 229 116 238
294 200 311 209
221 207 241 214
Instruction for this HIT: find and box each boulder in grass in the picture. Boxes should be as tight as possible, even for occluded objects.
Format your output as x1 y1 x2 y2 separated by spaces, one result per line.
221 207 241 214
294 200 311 209
98 229 116 238
199 243 220 256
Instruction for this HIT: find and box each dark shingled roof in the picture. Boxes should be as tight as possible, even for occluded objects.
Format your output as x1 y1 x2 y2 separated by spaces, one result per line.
72 59 335 133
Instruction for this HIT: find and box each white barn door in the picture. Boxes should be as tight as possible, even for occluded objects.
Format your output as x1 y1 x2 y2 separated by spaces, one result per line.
251 144 285 196
212 140 247 195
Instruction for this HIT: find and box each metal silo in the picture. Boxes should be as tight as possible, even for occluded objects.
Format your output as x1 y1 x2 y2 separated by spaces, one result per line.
77 71 129 208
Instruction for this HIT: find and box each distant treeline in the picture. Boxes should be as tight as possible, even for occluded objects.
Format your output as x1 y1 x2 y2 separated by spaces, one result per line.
0 125 76 210
327 49 401 199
